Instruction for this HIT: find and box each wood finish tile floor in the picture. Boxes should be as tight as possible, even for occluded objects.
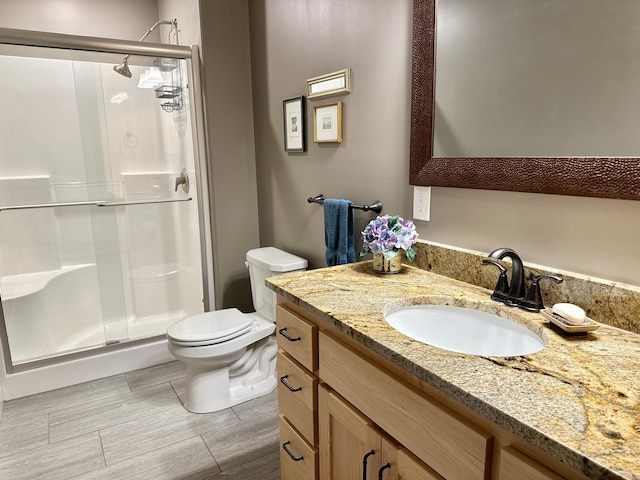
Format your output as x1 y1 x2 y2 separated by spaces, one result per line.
0 361 281 480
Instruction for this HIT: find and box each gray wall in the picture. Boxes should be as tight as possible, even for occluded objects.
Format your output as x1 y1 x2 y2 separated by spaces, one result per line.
249 0 413 269
0 0 159 39
249 0 640 287
200 0 260 311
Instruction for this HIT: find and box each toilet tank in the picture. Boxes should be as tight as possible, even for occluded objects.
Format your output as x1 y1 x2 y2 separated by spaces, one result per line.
246 247 307 322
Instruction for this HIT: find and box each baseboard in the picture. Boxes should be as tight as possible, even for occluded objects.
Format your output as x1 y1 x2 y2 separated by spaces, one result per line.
2 338 174 400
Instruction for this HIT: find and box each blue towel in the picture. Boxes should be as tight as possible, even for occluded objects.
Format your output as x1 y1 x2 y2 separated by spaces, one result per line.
323 199 356 266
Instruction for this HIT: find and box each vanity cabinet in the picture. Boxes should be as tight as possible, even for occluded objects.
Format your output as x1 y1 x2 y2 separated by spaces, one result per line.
319 384 443 480
319 384 392 479
397 449 445 480
276 304 319 479
499 447 564 480
277 351 317 444
319 330 491 480
275 299 587 480
279 415 317 480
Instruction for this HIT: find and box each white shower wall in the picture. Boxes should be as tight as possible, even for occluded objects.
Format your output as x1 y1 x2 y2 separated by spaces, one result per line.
0 176 60 276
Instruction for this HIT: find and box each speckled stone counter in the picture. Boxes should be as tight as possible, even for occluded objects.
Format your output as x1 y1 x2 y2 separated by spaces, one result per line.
267 262 640 480
412 240 640 334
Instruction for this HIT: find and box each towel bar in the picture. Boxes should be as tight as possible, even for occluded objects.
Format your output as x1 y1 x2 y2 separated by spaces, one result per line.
307 193 382 214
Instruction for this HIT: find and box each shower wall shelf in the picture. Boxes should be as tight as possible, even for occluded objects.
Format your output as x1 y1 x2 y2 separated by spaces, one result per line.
152 57 178 71
0 197 192 212
155 85 182 99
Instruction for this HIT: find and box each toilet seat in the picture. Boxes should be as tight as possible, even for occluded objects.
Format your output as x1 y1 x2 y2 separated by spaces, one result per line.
167 308 254 346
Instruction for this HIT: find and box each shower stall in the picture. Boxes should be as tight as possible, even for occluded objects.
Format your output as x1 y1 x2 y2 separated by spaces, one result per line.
0 28 213 398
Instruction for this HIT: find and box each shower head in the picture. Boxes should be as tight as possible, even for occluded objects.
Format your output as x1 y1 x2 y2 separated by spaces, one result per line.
113 19 178 79
113 56 132 78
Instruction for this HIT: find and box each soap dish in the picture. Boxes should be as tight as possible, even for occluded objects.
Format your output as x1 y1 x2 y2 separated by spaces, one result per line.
541 309 600 334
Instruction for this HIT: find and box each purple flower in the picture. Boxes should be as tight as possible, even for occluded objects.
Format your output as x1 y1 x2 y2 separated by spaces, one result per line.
360 215 419 262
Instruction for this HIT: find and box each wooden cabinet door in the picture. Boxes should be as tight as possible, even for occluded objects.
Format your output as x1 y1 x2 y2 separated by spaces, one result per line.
320 385 392 480
397 448 444 480
320 331 492 480
499 447 565 480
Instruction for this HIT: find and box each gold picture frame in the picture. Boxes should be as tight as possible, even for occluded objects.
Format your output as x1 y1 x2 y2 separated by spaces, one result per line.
306 68 351 99
313 101 343 143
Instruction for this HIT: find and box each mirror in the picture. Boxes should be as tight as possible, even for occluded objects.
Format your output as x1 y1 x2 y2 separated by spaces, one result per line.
410 0 640 200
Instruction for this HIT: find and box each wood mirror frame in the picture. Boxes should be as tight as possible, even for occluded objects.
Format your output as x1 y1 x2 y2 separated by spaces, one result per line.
409 0 640 200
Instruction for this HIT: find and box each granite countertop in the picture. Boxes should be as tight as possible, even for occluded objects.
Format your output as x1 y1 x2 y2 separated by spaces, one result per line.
266 262 640 480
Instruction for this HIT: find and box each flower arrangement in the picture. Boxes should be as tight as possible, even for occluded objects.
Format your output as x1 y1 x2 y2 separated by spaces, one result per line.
360 215 419 262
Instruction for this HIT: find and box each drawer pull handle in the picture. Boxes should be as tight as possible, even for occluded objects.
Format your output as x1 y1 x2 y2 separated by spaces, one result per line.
280 375 302 392
362 450 375 480
282 441 304 461
378 462 391 479
278 327 301 342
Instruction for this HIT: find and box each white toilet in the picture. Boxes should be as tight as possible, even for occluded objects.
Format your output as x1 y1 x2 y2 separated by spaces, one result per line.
166 247 307 413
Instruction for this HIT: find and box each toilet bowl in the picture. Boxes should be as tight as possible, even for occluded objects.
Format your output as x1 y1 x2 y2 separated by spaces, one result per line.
166 247 307 413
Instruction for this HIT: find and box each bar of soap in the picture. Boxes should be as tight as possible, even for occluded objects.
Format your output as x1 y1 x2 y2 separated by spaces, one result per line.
552 303 586 325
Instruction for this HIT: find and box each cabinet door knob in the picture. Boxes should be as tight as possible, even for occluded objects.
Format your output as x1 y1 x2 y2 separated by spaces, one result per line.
282 441 304 461
279 375 302 392
278 327 301 342
378 462 391 479
362 450 375 480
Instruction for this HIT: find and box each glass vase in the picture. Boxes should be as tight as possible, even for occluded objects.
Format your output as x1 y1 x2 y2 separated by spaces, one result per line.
372 252 402 274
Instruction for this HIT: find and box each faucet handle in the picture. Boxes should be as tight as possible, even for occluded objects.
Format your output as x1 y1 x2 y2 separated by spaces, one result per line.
482 259 510 303
517 274 563 312
174 168 189 193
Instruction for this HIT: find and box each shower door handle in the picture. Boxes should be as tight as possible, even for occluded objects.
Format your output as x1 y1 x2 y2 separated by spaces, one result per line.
0 198 192 212
98 198 192 207
175 168 189 193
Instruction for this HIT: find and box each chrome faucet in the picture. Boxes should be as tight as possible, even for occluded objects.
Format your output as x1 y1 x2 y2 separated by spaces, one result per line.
484 247 563 312
487 247 525 306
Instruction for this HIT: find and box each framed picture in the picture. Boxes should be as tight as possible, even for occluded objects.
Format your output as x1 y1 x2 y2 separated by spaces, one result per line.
307 68 352 99
313 101 343 143
283 96 305 152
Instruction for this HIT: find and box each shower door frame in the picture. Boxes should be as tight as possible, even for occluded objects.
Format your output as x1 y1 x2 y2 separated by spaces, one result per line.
0 27 215 373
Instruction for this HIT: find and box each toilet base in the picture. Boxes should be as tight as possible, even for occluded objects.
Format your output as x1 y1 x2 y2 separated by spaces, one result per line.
182 336 277 413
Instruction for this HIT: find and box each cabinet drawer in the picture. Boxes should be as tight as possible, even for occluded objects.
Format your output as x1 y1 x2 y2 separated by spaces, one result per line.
276 305 317 372
499 446 564 480
319 331 492 480
397 448 445 480
279 415 318 480
277 351 318 445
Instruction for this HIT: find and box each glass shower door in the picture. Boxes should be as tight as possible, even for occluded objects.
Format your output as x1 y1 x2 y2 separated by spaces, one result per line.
95 52 205 342
0 43 205 368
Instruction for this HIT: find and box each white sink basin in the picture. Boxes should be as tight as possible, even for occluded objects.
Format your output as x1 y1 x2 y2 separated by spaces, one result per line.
384 303 545 357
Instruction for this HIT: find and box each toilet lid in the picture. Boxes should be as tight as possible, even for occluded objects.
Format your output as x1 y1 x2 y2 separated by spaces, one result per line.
167 308 253 345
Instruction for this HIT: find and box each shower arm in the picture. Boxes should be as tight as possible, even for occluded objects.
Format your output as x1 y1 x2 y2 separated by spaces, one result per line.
121 19 178 64
139 19 177 43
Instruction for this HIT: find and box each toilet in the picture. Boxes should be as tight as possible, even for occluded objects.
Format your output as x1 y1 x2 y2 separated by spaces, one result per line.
166 247 307 413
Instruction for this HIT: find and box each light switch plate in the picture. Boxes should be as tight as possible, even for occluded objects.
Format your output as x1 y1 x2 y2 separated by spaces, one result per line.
413 186 431 221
